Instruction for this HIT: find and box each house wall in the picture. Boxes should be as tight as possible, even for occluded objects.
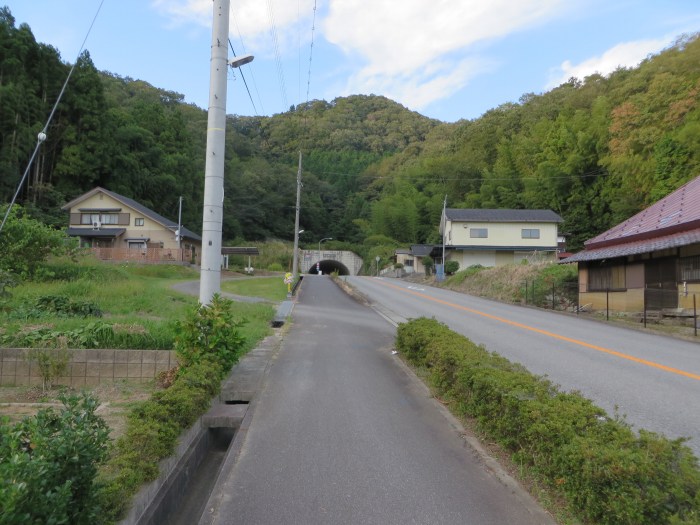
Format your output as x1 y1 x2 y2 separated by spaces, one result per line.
396 252 428 274
579 289 645 311
577 260 700 312
449 250 496 268
395 253 415 274
446 220 558 248
447 249 558 269
679 283 700 309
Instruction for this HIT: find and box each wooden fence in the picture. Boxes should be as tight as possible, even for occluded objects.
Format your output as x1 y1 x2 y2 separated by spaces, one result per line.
89 247 199 265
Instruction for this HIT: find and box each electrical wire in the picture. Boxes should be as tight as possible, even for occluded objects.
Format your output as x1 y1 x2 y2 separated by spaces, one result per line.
266 0 289 110
228 39 258 115
230 12 266 114
305 0 318 107
0 0 106 235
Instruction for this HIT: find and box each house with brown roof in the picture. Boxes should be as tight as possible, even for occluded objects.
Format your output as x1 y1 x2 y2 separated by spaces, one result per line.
564 175 700 312
62 187 201 264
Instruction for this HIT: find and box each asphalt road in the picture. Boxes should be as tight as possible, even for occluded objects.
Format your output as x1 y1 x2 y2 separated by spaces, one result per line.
345 276 700 457
202 275 555 525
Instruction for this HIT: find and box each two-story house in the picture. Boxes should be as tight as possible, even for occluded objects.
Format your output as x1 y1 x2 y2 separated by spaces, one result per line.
62 187 201 263
439 208 564 268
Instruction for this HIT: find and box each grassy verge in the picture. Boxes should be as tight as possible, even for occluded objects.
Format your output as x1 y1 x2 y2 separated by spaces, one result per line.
396 317 700 525
221 275 289 301
0 260 199 349
1 259 277 524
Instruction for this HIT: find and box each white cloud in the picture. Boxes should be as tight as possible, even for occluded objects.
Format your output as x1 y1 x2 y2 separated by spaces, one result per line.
322 0 566 110
150 0 315 53
546 37 669 88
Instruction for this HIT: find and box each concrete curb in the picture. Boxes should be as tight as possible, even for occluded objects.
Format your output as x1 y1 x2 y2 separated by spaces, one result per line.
198 336 282 525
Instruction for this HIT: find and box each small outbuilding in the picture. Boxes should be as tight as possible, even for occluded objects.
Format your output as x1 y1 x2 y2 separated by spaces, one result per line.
563 176 700 312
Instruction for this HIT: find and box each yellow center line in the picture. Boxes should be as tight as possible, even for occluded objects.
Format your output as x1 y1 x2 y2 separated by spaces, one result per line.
373 279 700 382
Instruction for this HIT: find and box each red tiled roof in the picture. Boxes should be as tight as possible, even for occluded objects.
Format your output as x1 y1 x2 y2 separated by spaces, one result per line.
563 229 700 263
586 176 700 249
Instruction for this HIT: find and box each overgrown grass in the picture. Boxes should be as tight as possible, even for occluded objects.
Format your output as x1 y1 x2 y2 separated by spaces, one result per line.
0 259 274 350
442 262 578 307
221 276 289 301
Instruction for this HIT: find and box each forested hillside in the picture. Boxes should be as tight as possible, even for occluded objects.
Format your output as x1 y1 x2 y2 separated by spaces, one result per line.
1 5 699 251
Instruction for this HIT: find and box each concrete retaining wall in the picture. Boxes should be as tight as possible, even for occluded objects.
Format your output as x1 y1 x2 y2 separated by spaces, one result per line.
0 348 176 387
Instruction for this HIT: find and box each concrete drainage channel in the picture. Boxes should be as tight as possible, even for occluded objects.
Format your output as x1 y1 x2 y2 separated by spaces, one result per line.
118 332 283 525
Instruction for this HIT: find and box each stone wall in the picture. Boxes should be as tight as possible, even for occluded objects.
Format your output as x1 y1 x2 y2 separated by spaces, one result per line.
0 348 176 387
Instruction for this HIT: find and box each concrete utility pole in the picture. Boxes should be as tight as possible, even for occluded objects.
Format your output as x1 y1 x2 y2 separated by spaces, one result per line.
439 194 447 282
199 0 253 304
292 151 302 279
177 196 183 251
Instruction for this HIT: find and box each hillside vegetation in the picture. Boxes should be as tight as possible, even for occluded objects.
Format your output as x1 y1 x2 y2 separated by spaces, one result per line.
1 6 699 253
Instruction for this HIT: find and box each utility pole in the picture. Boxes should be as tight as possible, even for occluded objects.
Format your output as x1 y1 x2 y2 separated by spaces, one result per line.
177 196 183 251
440 194 447 282
199 0 253 304
292 150 302 279
199 0 230 305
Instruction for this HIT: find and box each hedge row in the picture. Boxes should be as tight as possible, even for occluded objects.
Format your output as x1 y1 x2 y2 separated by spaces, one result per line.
95 358 223 523
396 317 700 525
96 295 245 523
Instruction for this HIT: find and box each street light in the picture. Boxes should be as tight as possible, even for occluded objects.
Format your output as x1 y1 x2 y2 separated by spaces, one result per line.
318 237 332 275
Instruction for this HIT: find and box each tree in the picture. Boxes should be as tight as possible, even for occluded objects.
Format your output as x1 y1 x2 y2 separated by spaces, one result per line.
0 205 71 277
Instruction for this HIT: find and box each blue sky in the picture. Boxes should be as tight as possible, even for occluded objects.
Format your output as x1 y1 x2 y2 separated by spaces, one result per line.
6 1 700 123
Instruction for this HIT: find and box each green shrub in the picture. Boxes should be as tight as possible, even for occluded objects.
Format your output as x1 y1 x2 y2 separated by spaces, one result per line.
267 262 284 272
35 294 103 317
96 359 223 522
445 260 460 275
0 393 110 525
422 256 434 275
395 318 700 525
97 293 250 521
174 294 246 371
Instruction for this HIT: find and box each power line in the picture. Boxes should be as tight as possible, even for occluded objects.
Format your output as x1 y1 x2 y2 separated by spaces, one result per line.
305 0 318 106
266 0 289 109
0 0 106 235
307 168 611 182
230 12 265 114
228 39 258 115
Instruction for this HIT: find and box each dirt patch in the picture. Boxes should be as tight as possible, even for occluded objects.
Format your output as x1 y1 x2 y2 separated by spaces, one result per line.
0 380 160 441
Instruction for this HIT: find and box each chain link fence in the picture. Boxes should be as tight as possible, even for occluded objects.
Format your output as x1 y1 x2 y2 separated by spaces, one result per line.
522 279 700 336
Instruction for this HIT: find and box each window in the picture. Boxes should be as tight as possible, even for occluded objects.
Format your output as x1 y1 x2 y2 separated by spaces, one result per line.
680 255 700 282
522 228 540 239
128 241 146 251
589 264 626 291
470 228 488 238
135 218 145 226
405 259 414 267
80 213 119 225
81 214 99 225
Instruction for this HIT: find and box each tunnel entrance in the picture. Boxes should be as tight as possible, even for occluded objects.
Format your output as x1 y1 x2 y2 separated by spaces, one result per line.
307 259 350 275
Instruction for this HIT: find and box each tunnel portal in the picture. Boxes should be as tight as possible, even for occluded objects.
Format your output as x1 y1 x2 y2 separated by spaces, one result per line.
306 259 350 276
